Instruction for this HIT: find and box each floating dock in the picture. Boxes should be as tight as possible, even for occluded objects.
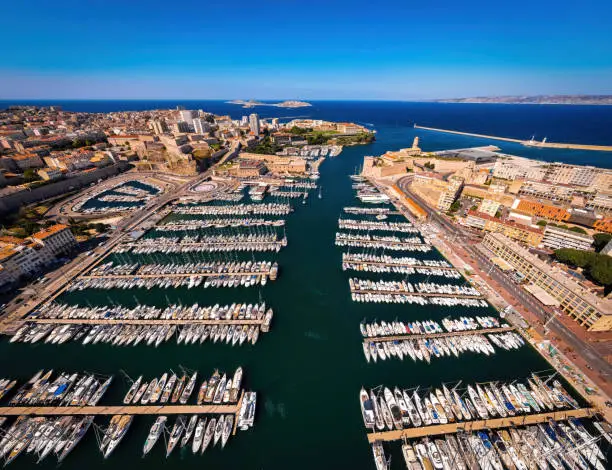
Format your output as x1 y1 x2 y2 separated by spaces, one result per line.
363 326 514 343
366 407 596 443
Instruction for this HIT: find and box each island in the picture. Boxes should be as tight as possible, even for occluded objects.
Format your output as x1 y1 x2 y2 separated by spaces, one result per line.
434 95 612 105
226 100 312 108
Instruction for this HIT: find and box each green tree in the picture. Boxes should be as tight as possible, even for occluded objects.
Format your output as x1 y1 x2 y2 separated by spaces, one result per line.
536 220 547 227
593 233 612 252
590 256 612 285
23 168 40 183
568 226 588 235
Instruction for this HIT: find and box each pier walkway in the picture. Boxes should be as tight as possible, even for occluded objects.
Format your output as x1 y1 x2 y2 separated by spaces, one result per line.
343 260 457 271
350 289 483 299
337 239 429 248
363 326 514 343
82 271 271 280
0 403 238 416
24 318 265 326
367 407 596 443
1 391 245 435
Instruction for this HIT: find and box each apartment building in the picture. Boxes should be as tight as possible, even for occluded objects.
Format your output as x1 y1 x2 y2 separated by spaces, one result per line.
586 192 612 215
0 224 77 289
593 218 612 234
437 176 464 211
479 199 501 217
30 224 77 257
512 199 571 222
518 180 577 204
465 211 544 247
542 225 594 251
482 232 612 331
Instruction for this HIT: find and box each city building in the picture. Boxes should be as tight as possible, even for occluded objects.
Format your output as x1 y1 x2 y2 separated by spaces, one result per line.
30 224 77 257
586 192 612 215
236 159 267 177
593 217 612 234
465 210 544 247
179 110 195 125
37 168 63 180
175 121 191 133
542 225 594 251
512 198 571 222
437 176 463 211
150 119 169 135
193 118 211 134
482 232 612 331
479 199 501 217
249 113 260 136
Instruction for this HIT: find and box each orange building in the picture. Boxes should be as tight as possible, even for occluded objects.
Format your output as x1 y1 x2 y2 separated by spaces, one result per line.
593 218 612 234
514 199 570 222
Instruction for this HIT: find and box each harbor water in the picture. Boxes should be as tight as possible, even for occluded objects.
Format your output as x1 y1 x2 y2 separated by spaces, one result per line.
1 102 611 469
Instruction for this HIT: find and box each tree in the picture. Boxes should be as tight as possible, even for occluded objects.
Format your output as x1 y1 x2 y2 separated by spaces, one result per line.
23 168 40 183
449 201 461 212
590 256 612 286
536 220 547 227
593 233 612 252
568 226 588 235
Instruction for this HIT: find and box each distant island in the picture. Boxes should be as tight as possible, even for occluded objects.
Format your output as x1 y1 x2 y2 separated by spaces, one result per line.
226 100 312 109
434 95 612 105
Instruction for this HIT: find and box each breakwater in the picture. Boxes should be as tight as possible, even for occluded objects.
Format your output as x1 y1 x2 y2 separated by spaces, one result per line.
414 124 612 152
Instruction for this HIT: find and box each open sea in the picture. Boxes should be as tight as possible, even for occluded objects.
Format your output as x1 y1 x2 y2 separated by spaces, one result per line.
0 100 610 470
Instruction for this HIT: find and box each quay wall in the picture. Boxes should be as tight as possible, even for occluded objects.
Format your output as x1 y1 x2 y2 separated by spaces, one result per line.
0 162 131 215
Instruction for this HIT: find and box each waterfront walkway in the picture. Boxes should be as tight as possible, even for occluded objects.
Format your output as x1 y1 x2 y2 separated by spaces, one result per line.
363 326 514 343
366 407 596 442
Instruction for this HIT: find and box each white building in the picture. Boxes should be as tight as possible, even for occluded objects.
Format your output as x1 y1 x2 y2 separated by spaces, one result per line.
479 199 501 217
249 113 260 136
30 224 77 257
542 225 593 251
179 110 195 125
193 118 211 135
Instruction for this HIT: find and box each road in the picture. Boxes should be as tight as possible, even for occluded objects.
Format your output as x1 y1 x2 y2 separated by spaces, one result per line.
395 176 612 384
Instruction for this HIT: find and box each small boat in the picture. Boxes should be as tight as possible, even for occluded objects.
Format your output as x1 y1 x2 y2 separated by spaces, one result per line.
213 415 225 447
166 416 185 457
221 415 233 448
123 376 142 404
201 418 215 453
142 416 167 457
181 415 198 448
191 418 206 454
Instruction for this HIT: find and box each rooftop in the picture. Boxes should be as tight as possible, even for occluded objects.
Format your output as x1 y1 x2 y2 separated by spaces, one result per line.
31 224 70 240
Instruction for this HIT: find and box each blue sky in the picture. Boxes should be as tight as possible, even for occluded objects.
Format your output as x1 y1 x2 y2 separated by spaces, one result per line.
1 0 611 99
